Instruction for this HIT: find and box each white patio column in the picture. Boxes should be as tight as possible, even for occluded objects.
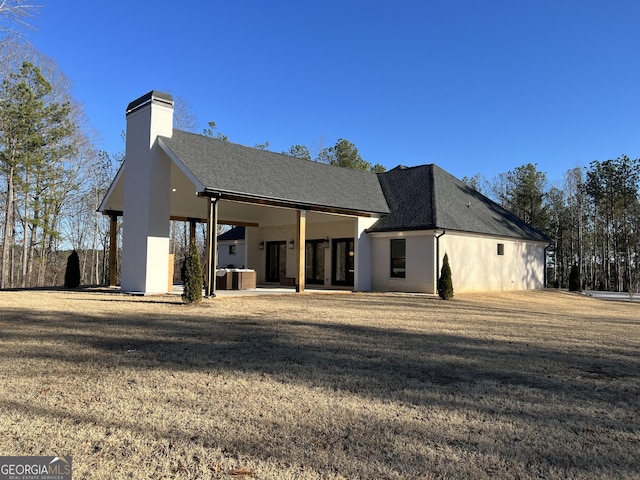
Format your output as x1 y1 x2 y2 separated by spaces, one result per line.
296 210 306 293
121 91 174 294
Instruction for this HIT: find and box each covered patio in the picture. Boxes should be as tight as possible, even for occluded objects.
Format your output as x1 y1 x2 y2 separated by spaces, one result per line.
99 91 388 296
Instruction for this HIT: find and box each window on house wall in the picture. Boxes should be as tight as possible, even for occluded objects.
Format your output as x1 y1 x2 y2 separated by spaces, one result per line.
390 239 406 278
229 245 236 255
497 243 505 255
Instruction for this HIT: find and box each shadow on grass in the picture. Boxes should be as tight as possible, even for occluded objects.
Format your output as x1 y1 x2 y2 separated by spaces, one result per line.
1 299 638 408
1 294 639 477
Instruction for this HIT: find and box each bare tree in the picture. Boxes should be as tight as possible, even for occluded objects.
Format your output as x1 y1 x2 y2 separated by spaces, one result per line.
0 41 96 288
0 0 40 36
172 94 199 132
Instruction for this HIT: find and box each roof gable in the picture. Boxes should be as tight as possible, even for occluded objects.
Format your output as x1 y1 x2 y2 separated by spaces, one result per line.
159 130 389 216
373 165 435 231
370 164 550 242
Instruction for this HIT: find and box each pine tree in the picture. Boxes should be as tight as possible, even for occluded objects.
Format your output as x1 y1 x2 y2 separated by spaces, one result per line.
317 138 385 172
0 61 76 288
438 253 454 300
64 250 81 288
182 240 202 304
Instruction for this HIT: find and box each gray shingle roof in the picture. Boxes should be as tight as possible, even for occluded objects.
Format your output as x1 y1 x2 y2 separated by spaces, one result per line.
159 130 390 215
218 226 245 241
156 130 548 242
369 164 551 242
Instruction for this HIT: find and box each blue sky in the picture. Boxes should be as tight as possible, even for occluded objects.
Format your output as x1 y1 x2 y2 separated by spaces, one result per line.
22 1 640 184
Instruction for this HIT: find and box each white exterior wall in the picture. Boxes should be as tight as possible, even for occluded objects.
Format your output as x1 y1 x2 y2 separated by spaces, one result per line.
121 96 173 294
354 217 378 291
439 232 547 292
370 230 547 293
370 231 436 293
218 240 246 268
245 226 260 272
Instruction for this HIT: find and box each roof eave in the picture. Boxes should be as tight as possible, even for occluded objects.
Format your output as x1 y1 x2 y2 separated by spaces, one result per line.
368 224 550 243
98 161 125 214
201 187 388 217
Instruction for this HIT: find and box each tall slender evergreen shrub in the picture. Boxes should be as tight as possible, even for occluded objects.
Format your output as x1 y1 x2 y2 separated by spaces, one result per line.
64 250 81 288
182 240 203 304
438 253 454 300
568 264 581 292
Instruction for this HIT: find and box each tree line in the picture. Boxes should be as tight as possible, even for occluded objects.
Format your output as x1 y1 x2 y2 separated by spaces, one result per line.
463 157 640 293
0 44 114 288
0 2 117 289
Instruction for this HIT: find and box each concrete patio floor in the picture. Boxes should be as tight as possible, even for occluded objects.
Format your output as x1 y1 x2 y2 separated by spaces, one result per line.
170 284 353 297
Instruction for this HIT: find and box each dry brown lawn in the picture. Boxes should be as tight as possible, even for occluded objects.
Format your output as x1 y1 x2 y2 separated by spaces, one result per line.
0 289 638 479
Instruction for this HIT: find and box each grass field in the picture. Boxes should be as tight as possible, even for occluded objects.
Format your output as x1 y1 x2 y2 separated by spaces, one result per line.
0 289 638 479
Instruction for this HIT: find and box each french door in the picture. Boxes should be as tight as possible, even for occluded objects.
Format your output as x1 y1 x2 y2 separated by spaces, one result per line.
332 238 354 286
305 240 325 285
266 241 286 282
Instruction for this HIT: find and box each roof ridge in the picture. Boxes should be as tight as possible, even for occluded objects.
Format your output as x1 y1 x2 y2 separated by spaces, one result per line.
170 129 381 178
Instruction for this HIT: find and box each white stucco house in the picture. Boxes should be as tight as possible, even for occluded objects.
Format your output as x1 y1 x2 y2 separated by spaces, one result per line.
99 91 550 295
217 226 246 268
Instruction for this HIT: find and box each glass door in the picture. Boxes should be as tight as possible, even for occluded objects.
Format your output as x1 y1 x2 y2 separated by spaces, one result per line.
266 241 286 282
305 240 325 285
332 238 354 286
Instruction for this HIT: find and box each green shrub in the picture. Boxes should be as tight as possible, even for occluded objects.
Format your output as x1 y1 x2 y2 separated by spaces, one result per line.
568 264 581 292
182 240 203 304
438 253 454 300
64 250 81 288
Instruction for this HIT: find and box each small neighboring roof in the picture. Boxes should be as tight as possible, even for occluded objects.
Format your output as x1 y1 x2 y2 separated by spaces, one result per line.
370 164 550 242
159 130 390 216
218 226 245 241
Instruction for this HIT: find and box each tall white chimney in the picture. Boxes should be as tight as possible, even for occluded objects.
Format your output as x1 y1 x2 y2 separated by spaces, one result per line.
121 91 174 294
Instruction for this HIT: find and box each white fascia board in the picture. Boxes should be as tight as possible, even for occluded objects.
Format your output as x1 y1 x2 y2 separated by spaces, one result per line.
98 161 125 213
367 229 437 238
158 137 205 192
367 228 549 245
434 229 551 245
